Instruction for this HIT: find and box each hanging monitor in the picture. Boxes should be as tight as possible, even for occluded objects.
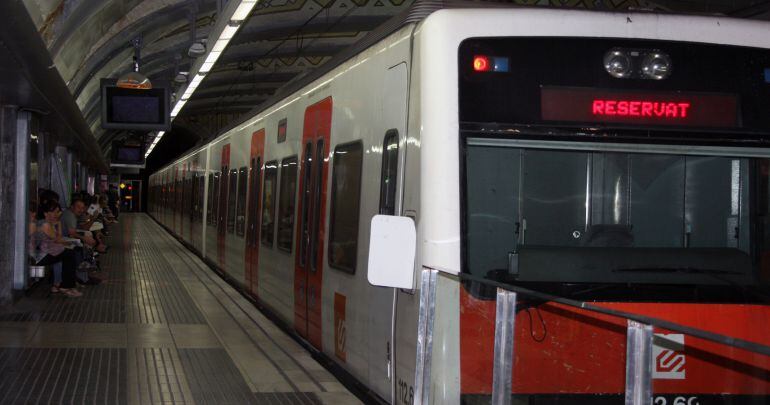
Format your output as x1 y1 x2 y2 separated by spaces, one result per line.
101 79 171 131
110 140 145 170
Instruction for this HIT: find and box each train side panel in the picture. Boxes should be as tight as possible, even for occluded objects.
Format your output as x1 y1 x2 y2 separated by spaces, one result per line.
151 22 422 404
257 99 306 324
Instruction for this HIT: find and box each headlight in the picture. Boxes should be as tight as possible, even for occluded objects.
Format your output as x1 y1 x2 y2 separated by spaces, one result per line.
604 49 632 79
641 52 672 80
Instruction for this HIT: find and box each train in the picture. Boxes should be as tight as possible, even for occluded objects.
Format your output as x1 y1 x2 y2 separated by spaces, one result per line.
149 5 770 404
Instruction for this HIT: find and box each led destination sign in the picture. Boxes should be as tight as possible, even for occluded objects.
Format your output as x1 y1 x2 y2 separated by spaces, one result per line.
541 87 739 128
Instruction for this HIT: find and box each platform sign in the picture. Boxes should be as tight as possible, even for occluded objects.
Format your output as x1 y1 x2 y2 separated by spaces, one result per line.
277 119 287 143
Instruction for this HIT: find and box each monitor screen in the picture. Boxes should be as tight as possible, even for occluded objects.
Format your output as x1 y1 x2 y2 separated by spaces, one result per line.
116 146 142 163
101 82 171 131
111 96 161 124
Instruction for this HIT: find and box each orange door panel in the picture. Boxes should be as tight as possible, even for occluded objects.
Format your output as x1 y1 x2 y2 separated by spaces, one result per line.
294 97 333 350
180 164 186 238
217 145 231 269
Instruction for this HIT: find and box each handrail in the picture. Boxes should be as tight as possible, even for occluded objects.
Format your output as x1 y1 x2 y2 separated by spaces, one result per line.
455 271 770 358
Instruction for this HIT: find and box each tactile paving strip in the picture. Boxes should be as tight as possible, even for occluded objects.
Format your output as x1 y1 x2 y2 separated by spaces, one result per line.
0 347 127 405
132 348 194 404
177 348 258 404
125 220 206 325
253 392 323 405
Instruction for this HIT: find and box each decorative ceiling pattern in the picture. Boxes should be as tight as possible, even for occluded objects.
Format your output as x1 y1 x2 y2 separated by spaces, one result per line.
20 0 770 157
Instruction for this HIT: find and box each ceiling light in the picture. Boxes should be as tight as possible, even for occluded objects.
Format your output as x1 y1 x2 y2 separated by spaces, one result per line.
171 100 187 116
181 88 195 100
204 51 222 65
188 74 205 89
231 1 257 22
199 61 215 73
220 25 240 41
212 38 230 53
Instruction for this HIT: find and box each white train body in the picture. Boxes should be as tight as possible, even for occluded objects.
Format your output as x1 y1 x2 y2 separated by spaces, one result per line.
150 8 770 404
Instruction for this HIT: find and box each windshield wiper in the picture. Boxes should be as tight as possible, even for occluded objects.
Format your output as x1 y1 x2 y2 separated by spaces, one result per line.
613 267 742 275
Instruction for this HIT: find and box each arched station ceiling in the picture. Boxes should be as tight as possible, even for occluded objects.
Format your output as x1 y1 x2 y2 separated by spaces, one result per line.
19 0 770 161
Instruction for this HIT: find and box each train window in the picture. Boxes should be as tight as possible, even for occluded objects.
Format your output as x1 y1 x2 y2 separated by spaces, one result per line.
247 157 261 247
212 173 220 227
179 179 183 211
463 144 770 302
171 181 175 212
310 140 325 272
181 178 187 218
175 180 181 213
191 175 197 221
184 177 191 219
219 168 228 230
169 181 175 213
379 130 399 215
187 177 194 221
329 141 363 273
198 174 205 223
299 142 313 266
207 174 214 225
261 161 278 246
236 167 248 237
277 156 298 252
227 168 238 234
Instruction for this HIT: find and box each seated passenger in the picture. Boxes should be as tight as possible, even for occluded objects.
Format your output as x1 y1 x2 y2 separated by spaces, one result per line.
62 198 106 253
33 201 82 297
99 195 117 224
28 201 61 281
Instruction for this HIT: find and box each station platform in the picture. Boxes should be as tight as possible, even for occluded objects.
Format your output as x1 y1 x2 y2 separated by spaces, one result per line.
0 214 361 405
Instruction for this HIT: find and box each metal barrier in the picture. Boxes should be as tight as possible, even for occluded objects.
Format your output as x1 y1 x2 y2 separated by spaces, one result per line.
413 268 770 405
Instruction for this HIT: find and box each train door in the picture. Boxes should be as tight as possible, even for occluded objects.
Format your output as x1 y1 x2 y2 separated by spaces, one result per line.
372 63 409 403
218 145 231 268
172 166 178 231
188 161 195 243
180 164 187 237
294 97 332 349
246 130 265 294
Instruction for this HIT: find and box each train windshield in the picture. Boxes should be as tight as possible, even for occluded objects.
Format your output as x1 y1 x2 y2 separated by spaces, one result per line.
462 139 770 303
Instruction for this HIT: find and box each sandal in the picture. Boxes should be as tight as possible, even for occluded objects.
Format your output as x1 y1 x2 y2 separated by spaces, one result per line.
50 286 61 294
59 288 82 298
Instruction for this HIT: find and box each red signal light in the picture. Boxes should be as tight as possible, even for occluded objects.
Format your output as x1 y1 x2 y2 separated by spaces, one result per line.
473 56 490 72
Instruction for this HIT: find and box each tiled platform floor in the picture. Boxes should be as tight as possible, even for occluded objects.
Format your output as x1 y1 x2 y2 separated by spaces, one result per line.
0 214 361 405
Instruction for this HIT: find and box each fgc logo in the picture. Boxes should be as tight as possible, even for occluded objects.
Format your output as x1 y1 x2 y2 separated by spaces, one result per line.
653 334 686 380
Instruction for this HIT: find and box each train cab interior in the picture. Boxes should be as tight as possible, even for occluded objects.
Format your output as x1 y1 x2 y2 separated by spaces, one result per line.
464 144 770 301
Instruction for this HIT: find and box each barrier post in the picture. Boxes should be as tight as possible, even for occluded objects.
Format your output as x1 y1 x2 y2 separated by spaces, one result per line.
491 289 517 405
625 320 653 405
413 268 438 405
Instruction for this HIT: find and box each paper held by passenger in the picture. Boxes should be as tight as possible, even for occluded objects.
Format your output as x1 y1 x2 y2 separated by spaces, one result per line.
89 222 104 232
61 237 83 247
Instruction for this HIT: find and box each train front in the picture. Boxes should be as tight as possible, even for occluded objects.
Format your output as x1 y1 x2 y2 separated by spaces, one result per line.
417 9 770 405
